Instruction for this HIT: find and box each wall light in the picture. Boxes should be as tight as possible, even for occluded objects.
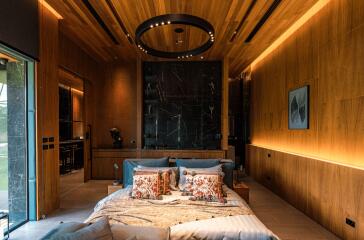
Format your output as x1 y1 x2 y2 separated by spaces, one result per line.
247 0 330 71
39 0 63 19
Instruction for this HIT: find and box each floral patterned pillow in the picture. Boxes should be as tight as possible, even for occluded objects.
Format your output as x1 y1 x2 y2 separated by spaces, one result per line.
131 172 162 199
181 174 194 196
135 167 175 194
191 173 225 203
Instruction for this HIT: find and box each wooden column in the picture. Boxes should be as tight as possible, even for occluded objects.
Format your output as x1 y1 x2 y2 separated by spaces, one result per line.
136 57 142 157
36 3 60 219
221 57 229 153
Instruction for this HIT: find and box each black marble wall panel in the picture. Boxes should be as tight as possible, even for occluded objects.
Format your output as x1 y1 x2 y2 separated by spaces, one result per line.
143 61 222 150
6 62 27 225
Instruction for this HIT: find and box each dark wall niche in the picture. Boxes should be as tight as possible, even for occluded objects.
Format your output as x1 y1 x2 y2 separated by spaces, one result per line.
143 61 222 150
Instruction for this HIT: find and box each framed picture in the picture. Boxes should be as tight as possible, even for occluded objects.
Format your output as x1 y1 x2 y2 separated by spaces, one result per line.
288 85 309 129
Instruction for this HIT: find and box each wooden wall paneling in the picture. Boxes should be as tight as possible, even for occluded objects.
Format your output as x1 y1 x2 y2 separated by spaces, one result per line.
37 3 60 218
136 57 142 157
92 149 137 179
246 145 364 240
249 0 364 169
139 150 226 159
94 60 137 149
221 57 229 153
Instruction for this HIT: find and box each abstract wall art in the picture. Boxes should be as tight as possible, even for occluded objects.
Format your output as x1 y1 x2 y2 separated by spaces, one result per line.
288 85 309 129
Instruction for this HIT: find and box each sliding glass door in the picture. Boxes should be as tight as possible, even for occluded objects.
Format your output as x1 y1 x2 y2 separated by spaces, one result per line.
0 46 35 231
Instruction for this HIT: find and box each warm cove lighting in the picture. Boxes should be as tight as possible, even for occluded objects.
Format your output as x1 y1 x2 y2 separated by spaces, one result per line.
248 0 330 71
39 0 63 19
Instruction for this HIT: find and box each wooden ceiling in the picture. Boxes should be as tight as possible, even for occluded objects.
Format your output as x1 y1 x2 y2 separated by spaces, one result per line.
47 0 320 77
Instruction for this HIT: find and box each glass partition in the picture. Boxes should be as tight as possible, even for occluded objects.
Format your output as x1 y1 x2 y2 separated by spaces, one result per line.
0 46 34 231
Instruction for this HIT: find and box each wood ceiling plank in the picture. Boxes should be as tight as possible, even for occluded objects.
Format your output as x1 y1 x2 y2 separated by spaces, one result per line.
46 0 321 74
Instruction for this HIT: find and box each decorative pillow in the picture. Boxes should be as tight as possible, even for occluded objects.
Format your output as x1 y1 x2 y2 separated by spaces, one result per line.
131 172 162 199
181 174 194 196
136 166 178 191
191 173 225 203
178 164 223 191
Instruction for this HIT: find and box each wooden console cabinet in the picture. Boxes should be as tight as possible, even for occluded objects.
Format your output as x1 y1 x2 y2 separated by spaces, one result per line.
92 149 137 180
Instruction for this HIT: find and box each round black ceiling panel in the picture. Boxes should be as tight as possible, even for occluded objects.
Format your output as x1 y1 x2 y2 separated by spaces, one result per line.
135 14 215 59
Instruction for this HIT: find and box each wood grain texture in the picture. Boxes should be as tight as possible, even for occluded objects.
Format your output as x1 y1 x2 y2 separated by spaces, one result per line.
139 149 226 159
37 3 60 218
91 148 226 179
92 149 137 180
246 144 364 240
45 0 319 76
249 0 364 169
221 58 229 150
93 60 138 149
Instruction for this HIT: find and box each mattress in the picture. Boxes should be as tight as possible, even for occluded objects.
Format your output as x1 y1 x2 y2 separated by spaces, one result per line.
87 185 279 240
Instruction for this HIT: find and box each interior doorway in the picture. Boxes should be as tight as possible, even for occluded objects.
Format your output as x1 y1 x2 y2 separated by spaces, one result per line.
58 69 87 199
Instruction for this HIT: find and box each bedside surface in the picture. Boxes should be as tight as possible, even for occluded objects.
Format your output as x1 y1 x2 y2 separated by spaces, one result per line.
108 184 123 195
233 181 249 203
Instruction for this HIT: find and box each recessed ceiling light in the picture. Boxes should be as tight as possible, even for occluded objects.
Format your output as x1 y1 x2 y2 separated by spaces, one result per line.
200 56 204 59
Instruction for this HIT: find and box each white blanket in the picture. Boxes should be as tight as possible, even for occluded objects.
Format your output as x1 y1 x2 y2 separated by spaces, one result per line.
91 185 279 240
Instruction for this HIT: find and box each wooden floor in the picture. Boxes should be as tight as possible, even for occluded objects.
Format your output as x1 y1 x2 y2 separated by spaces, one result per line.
11 171 340 239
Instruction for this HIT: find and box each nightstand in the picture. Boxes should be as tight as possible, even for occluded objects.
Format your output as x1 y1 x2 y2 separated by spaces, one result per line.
233 181 249 203
108 184 123 195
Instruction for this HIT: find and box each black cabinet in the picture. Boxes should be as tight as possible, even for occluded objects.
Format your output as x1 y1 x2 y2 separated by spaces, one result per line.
59 141 84 174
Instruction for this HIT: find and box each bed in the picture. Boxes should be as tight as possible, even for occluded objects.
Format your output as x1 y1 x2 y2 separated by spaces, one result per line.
85 158 279 240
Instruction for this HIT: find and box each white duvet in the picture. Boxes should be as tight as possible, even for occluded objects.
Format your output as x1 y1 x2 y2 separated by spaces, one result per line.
91 185 279 240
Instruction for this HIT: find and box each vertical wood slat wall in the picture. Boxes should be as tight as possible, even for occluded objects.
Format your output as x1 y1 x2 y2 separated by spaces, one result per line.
246 145 364 240
247 0 364 239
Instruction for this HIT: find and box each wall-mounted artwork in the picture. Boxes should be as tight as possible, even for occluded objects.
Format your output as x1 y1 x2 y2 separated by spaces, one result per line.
288 85 309 129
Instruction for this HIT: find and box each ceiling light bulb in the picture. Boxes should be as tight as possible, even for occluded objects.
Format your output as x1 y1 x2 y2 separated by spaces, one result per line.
150 25 154 28
167 21 171 24
190 54 192 57
200 56 204 59
155 23 159 26
161 22 165 25
209 31 212 34
182 56 184 58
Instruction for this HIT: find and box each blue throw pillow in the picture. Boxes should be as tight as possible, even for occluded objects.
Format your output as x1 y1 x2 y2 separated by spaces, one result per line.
176 159 220 168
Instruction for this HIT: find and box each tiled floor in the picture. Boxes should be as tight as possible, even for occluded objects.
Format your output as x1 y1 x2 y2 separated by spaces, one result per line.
11 172 340 240
244 178 340 240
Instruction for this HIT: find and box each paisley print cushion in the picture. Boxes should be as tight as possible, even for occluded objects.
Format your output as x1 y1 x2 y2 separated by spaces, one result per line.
181 174 194 196
131 172 161 199
178 165 223 191
136 166 178 191
191 173 225 202
134 168 174 194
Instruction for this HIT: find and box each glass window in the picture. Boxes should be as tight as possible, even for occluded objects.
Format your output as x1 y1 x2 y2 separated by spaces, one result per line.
0 47 33 231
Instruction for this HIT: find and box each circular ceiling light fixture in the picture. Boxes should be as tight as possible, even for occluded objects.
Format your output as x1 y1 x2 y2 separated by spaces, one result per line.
135 14 215 59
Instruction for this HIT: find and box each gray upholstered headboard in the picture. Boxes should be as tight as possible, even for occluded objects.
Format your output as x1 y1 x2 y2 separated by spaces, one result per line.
123 158 235 188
